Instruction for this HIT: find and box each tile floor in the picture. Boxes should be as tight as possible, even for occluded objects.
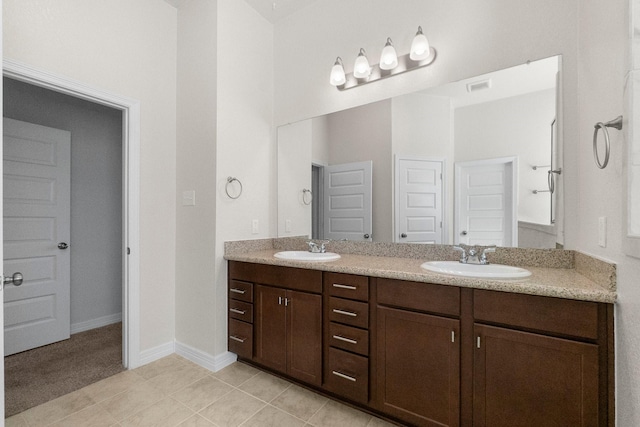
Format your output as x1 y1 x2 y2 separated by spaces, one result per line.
5 354 397 427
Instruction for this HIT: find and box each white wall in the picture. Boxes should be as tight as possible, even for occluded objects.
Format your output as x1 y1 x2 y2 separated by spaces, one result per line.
277 120 312 238
3 0 178 352
214 0 274 355
175 0 218 356
4 78 123 330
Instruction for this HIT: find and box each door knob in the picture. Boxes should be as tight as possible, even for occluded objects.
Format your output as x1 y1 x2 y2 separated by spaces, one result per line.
364 234 370 239
4 272 23 287
401 233 407 238
461 231 468 235
58 242 69 250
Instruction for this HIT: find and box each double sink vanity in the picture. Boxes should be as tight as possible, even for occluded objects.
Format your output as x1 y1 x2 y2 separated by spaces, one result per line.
225 238 616 427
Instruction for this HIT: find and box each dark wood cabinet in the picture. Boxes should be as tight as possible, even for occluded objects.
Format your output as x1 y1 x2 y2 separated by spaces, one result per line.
254 284 322 386
323 272 371 404
228 261 614 427
375 279 461 427
473 324 599 427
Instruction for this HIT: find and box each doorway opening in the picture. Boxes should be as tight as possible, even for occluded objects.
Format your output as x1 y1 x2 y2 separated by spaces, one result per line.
2 59 140 415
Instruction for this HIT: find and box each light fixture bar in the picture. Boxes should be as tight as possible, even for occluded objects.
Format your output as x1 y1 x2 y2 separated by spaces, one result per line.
335 47 437 91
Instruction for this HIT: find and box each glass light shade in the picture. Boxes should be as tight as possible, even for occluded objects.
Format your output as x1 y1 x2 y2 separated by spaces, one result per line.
410 26 431 61
379 38 398 70
353 49 371 78
329 57 346 86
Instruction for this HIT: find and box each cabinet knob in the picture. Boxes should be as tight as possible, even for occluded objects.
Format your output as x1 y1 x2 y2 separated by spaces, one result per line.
400 233 407 238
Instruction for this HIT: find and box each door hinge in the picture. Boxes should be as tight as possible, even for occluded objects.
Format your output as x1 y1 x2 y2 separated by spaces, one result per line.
127 247 131 255
440 221 443 228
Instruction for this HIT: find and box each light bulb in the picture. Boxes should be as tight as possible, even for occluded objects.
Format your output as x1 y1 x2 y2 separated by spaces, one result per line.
410 26 431 61
353 48 371 78
329 57 346 86
379 38 398 70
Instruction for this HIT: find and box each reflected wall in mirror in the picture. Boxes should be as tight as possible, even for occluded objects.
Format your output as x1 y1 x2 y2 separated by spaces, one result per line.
277 56 563 249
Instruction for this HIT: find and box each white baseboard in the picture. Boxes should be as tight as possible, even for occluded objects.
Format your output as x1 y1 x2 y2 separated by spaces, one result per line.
138 341 176 366
71 313 122 334
175 341 237 373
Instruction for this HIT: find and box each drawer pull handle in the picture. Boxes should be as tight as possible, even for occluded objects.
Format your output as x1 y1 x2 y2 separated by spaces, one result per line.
332 335 357 344
332 370 357 382
229 335 246 343
333 283 357 290
333 309 357 317
230 288 246 294
230 308 246 315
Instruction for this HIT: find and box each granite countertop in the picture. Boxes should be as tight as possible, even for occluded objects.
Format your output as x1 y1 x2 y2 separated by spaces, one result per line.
225 247 617 304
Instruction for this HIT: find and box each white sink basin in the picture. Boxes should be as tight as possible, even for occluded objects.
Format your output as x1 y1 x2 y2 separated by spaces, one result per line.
274 251 341 262
420 261 531 280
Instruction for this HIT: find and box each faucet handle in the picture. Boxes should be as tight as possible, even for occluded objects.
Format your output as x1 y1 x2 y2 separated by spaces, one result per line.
453 246 467 263
480 246 496 264
307 241 319 253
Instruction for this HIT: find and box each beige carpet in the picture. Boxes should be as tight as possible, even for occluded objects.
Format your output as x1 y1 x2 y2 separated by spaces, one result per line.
4 322 124 417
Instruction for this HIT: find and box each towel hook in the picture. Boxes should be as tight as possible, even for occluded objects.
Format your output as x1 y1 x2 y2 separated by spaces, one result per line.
225 177 243 199
593 115 622 169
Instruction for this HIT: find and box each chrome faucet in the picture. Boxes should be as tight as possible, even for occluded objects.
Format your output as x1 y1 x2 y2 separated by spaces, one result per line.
453 244 496 264
307 241 326 253
467 247 480 264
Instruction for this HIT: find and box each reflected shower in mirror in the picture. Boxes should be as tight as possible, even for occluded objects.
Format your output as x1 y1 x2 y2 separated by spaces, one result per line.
277 55 563 249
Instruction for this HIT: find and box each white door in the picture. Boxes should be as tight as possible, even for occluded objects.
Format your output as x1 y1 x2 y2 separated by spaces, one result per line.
455 157 518 246
323 161 372 241
3 118 71 356
395 157 445 244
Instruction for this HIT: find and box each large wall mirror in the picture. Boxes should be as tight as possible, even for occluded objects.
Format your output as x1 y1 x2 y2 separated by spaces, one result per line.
278 55 563 249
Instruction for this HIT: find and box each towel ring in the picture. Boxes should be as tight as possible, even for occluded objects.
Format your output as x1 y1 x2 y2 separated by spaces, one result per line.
593 115 623 169
225 177 243 199
302 189 312 205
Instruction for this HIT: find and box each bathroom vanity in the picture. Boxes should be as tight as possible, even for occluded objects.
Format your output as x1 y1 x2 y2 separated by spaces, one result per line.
225 241 615 427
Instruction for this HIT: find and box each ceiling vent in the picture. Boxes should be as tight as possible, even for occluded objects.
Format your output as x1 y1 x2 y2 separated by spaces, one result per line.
466 79 492 93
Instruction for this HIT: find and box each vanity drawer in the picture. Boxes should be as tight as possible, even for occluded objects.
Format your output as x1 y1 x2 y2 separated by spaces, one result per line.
329 297 369 329
377 278 460 317
228 299 253 323
229 280 253 303
324 273 369 302
329 323 369 356
228 318 253 359
474 289 599 339
326 347 368 404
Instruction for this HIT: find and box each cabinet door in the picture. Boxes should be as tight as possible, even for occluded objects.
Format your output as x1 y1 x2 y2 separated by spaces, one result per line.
376 306 460 427
254 285 287 372
287 290 322 386
474 324 599 427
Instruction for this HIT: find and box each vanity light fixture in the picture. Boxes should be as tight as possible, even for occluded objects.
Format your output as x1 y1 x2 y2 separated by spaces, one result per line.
353 48 372 78
330 25 437 91
329 57 346 86
410 26 431 61
379 38 398 70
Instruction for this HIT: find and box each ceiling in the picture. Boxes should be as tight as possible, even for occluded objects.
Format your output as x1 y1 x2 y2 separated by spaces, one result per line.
242 0 318 23
164 0 318 23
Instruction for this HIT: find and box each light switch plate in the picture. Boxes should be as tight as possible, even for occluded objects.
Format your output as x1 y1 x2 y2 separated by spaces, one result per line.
285 219 292 233
252 219 259 234
598 216 607 247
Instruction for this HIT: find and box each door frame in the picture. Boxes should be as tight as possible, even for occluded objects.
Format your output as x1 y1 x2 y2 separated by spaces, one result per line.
3 59 141 369
394 155 447 244
454 156 518 246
